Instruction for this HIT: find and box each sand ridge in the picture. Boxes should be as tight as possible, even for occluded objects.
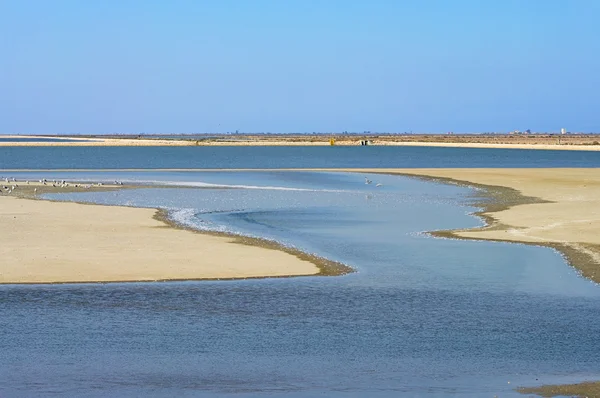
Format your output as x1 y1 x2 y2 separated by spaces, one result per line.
0 187 325 283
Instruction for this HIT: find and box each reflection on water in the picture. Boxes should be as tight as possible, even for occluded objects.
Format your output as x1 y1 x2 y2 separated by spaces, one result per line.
1 170 600 397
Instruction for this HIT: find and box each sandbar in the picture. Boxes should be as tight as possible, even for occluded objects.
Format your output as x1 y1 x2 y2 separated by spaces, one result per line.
0 184 347 283
2 134 600 150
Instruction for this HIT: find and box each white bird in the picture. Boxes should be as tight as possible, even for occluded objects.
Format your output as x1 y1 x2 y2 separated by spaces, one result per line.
365 177 372 185
34 188 37 193
376 183 383 187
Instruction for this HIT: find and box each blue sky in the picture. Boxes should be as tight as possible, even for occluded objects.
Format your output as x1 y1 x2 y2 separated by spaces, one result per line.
1 0 599 134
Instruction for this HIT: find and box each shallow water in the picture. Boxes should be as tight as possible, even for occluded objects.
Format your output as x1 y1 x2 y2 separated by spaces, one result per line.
1 148 600 397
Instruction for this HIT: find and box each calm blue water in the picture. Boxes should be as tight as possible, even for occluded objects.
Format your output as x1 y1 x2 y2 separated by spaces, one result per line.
1 148 600 397
1 145 600 169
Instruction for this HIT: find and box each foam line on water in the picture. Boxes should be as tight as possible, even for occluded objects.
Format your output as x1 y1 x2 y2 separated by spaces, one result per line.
167 208 233 233
147 180 351 193
166 207 307 252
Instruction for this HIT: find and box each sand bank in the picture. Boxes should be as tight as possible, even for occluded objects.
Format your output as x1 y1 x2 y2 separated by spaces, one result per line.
0 135 193 147
518 380 600 397
344 168 600 283
2 134 600 150
0 184 349 283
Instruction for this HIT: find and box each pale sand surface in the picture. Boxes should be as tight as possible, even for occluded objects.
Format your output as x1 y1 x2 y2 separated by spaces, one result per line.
0 194 319 284
0 135 193 147
1 135 600 150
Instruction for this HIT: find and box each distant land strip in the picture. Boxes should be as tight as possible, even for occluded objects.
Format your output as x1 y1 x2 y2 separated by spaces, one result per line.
1 134 600 150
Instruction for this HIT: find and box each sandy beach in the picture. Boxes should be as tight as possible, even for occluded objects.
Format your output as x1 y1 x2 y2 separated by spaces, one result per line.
345 168 600 283
0 186 332 283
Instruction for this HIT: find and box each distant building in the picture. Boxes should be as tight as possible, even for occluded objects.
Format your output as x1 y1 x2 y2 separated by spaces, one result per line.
561 128 567 135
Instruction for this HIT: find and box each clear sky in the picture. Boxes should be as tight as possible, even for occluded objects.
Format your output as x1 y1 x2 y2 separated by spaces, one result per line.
1 0 599 134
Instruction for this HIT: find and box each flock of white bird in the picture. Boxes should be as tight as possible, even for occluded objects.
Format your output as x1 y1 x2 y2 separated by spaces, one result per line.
0 176 123 195
1 177 19 194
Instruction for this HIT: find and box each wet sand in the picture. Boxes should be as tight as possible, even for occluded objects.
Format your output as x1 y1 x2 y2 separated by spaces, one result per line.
517 380 600 397
0 183 352 284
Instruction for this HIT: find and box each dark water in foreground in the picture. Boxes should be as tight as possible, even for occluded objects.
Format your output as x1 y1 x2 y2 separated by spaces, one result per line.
3 282 600 398
1 148 600 397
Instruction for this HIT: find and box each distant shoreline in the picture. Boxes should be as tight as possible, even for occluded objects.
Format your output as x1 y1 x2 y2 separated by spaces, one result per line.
1 134 600 150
